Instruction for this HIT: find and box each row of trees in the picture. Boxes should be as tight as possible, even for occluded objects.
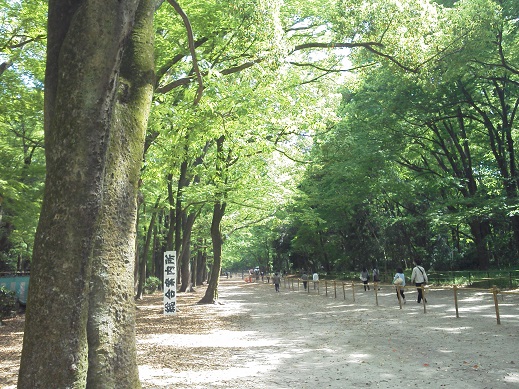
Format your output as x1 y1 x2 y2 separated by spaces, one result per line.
0 0 518 386
261 0 519 275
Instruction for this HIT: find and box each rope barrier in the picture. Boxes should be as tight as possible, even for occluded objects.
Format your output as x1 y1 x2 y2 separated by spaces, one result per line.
270 278 518 325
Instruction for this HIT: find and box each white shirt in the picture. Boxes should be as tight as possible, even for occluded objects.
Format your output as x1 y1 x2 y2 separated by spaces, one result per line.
313 273 319 281
411 266 428 284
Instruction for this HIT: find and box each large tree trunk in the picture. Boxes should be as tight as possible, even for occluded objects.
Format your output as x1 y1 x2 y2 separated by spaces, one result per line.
195 242 207 286
469 218 491 270
166 173 175 251
175 158 189 284
85 1 155 385
179 211 197 292
199 201 226 304
19 0 154 387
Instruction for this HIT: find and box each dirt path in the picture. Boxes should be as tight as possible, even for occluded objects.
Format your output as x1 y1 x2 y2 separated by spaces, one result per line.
139 278 519 388
2 277 519 388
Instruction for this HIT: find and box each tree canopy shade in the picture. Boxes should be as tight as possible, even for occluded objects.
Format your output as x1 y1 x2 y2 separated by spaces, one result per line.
0 0 517 386
0 0 46 273
15 0 345 385
289 0 519 273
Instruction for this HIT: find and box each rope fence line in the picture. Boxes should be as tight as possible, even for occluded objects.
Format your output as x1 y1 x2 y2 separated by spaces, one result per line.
269 277 519 325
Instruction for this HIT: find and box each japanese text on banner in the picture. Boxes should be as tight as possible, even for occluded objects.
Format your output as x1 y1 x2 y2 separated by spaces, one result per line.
163 251 177 315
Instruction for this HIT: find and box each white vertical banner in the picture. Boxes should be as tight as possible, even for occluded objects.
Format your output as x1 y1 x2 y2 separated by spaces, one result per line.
163 251 177 315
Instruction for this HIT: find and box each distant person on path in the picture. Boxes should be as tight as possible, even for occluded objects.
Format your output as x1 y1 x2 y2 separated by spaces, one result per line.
312 272 319 289
411 259 428 303
372 267 380 290
272 272 281 292
393 267 406 304
301 272 309 290
360 267 370 291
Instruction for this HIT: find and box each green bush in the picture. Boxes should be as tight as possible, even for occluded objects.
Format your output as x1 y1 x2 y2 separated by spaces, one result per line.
144 276 161 294
0 286 16 322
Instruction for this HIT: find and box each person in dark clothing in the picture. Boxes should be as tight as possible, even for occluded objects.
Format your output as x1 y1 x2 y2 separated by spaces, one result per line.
272 272 281 292
301 272 309 290
360 268 370 291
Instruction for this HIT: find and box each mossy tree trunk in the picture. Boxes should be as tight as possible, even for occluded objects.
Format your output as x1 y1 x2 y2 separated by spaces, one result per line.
18 0 155 387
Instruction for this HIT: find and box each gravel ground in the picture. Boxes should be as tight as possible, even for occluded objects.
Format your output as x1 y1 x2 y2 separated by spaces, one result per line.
2 277 519 388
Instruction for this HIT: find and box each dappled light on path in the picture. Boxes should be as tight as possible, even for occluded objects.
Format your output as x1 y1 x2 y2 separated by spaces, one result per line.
135 278 519 388
1 277 518 388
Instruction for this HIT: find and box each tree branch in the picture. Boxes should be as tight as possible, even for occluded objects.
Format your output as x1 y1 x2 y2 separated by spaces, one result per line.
291 41 384 53
291 41 421 73
155 37 208 87
156 58 263 94
0 59 13 77
363 45 419 73
167 0 204 105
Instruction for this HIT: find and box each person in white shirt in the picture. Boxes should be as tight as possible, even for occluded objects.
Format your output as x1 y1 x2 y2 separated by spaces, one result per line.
410 259 428 303
312 272 319 289
393 267 406 303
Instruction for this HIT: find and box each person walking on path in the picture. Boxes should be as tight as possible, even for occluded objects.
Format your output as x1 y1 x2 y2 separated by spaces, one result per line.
301 272 309 290
411 259 428 303
393 267 406 304
312 272 319 289
372 267 380 290
360 268 370 291
272 272 281 292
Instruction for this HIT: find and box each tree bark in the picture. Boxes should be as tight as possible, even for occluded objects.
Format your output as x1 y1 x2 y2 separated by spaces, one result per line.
175 160 188 285
166 173 175 251
199 201 226 304
469 218 491 270
19 0 154 387
136 198 160 300
195 242 207 286
179 210 197 292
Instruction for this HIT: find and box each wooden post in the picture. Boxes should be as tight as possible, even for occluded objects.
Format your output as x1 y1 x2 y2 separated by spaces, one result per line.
422 284 427 313
453 285 459 318
342 282 346 300
352 282 355 302
492 286 501 325
374 282 379 306
325 280 328 296
334 281 337 298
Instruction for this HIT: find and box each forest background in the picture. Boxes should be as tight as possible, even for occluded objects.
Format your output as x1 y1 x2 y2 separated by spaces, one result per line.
2 0 519 299
2 0 519 386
